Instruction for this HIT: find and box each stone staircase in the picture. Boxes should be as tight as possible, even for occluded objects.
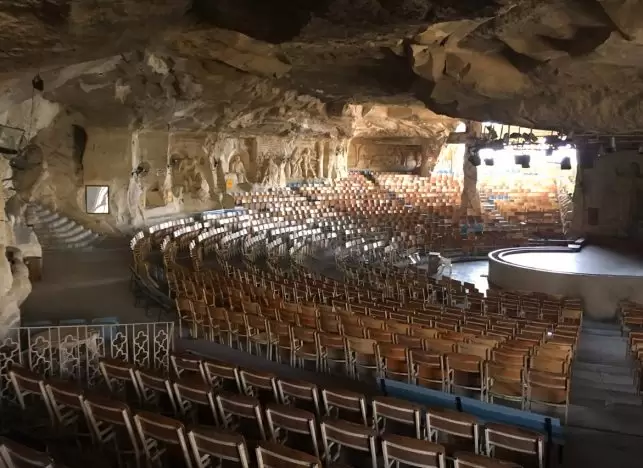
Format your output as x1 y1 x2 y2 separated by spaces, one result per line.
570 320 640 409
480 194 509 229
28 204 105 251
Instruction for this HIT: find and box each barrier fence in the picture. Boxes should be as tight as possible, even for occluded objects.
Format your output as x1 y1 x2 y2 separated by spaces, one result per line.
0 322 174 405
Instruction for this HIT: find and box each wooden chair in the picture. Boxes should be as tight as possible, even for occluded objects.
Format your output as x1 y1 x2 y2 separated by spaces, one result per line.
426 408 480 455
405 350 444 390
173 375 219 425
321 388 369 426
372 396 423 439
0 437 55 468
320 418 378 468
133 411 193 468
202 358 241 393
216 393 267 441
446 353 487 400
317 333 348 374
239 368 279 403
8 365 54 426
484 422 545 468
98 358 141 402
276 378 321 417
170 353 207 383
135 367 178 414
486 361 525 408
187 427 250 468
526 370 570 424
382 434 447 468
265 403 321 458
83 396 142 468
453 451 522 468
45 380 92 442
256 441 322 468
376 344 410 382
345 337 378 380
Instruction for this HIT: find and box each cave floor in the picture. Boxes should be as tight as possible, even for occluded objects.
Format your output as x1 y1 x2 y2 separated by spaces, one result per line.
21 250 643 467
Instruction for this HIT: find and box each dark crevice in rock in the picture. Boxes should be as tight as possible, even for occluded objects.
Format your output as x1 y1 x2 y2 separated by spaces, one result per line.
538 26 614 58
189 0 324 43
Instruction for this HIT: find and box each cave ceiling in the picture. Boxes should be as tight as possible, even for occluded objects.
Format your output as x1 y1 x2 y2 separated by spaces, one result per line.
1 0 643 136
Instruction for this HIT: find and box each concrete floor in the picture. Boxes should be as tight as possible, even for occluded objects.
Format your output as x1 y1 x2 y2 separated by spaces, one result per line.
21 249 643 467
22 247 149 324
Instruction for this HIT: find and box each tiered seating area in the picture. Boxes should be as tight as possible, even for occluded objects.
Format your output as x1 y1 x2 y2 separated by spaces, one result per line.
118 181 585 466
478 173 563 238
620 300 643 392
0 172 584 468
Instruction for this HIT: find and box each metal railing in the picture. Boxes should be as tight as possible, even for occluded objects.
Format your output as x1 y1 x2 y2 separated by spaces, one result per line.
0 322 174 405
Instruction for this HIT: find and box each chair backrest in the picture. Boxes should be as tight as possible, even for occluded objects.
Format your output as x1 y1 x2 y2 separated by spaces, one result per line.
98 358 140 396
84 395 138 445
8 366 50 412
276 379 320 415
426 408 479 444
0 438 55 468
484 422 544 463
321 388 368 426
134 411 193 468
171 353 206 382
320 417 378 468
453 451 522 468
265 403 319 457
202 359 241 392
187 427 250 468
239 369 278 401
382 434 446 468
372 396 422 439
256 442 322 468
216 393 266 440
173 375 218 421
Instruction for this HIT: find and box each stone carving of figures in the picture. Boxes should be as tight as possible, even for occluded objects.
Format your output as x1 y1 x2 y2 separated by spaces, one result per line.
290 150 303 179
202 134 221 190
331 142 348 179
127 172 146 226
302 148 316 179
328 146 338 179
229 153 247 184
162 165 174 205
262 156 281 187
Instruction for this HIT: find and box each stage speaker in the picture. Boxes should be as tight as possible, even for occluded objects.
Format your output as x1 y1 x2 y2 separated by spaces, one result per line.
579 147 595 169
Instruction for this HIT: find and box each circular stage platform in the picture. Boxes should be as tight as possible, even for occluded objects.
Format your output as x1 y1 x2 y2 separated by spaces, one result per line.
488 245 643 320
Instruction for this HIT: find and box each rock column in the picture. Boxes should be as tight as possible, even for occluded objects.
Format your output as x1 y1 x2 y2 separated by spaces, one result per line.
456 122 482 220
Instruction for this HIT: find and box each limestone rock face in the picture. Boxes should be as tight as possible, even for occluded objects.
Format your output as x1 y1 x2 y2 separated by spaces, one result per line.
1 0 643 134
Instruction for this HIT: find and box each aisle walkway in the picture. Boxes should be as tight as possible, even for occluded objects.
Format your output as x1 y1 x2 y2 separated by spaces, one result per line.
563 320 643 468
22 247 149 324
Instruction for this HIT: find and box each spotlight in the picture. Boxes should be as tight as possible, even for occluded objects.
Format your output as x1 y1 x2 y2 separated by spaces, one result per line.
484 158 494 166
515 155 530 168
546 147 554 156
561 157 571 170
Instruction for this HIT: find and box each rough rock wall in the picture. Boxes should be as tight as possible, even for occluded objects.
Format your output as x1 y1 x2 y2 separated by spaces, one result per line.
349 141 423 172
16 124 357 232
571 151 643 239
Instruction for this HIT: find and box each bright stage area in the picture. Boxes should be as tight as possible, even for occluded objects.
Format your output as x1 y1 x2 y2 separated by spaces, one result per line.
505 246 643 276
489 245 643 320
